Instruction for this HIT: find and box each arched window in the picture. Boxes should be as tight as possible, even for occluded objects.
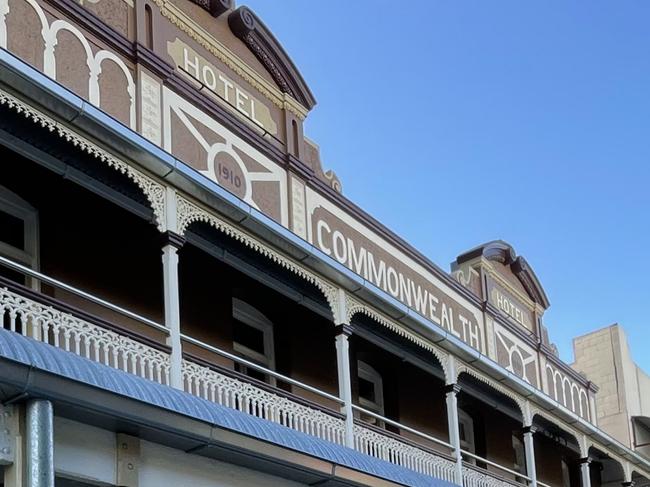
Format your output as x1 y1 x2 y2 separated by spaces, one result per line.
232 298 275 384
0 185 39 287
291 119 300 157
144 4 154 50
357 360 384 425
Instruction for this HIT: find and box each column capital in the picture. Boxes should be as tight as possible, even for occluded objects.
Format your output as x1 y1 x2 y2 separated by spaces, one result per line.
445 383 462 395
579 457 592 465
522 425 538 435
161 230 186 250
334 323 354 337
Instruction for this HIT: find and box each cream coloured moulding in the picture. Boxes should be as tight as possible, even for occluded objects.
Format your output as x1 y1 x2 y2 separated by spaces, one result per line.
149 0 309 120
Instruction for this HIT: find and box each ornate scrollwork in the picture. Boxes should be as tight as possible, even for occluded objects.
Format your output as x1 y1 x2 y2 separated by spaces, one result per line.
455 363 527 419
345 295 450 382
0 287 171 383
323 169 342 193
354 424 456 481
176 195 338 319
183 359 346 444
0 89 166 231
149 0 311 120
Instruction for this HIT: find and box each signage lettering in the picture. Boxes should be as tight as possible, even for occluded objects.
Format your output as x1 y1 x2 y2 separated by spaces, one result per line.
313 209 482 350
488 283 533 330
167 39 278 135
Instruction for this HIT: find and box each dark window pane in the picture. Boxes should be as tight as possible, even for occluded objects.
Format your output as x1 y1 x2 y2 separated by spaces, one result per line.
0 266 25 286
233 319 265 355
0 211 24 249
358 376 376 403
234 363 269 384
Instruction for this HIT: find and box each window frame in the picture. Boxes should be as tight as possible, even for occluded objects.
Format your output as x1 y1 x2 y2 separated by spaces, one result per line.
512 434 526 475
357 360 385 416
458 408 476 462
232 298 275 383
0 185 39 288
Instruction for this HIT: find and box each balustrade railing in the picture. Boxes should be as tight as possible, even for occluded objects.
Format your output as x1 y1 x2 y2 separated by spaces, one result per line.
0 285 172 384
0 256 537 487
181 336 347 446
353 404 526 487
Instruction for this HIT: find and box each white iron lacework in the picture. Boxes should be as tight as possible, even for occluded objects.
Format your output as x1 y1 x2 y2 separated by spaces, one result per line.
455 364 526 419
182 360 346 444
0 89 166 231
0 287 171 384
462 467 520 487
176 195 338 318
354 424 521 487
0 286 547 486
345 295 450 382
354 424 456 482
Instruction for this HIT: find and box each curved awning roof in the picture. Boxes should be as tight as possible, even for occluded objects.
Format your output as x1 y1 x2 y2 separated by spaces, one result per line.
0 329 455 487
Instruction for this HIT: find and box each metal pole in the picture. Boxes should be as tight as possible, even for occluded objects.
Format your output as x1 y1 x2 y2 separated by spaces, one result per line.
445 384 464 485
26 399 54 487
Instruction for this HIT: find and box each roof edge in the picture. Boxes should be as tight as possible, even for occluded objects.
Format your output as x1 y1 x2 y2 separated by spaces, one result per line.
228 6 317 110
456 240 550 309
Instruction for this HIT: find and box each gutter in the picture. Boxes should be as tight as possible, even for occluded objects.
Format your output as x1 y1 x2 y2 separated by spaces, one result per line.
0 356 414 487
0 48 649 476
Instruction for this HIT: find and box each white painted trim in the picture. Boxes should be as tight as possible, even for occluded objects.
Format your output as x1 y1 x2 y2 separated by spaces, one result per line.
232 298 276 378
458 408 475 458
357 360 384 416
0 185 39 290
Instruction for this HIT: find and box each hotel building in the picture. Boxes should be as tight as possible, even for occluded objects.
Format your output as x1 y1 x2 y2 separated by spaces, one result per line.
0 1 647 486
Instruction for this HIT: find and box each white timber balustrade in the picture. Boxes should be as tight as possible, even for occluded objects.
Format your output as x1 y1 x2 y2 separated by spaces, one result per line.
182 359 347 444
0 256 552 487
0 286 171 383
180 334 348 445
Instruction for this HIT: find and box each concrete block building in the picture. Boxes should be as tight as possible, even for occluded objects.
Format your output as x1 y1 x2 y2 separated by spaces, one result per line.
573 325 650 463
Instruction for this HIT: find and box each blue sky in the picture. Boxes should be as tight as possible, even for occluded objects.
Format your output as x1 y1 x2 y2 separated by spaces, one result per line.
244 1 650 371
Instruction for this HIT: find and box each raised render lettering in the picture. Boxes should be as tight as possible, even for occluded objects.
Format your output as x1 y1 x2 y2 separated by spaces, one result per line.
332 230 347 264
219 74 234 103
317 220 332 256
183 48 200 78
235 88 250 117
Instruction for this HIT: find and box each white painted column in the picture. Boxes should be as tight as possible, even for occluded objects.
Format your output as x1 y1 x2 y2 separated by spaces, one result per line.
445 383 464 485
522 426 537 487
162 232 184 390
335 323 355 449
579 458 591 487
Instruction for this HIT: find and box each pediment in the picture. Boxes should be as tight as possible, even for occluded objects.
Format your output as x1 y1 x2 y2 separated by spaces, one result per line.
456 240 550 310
182 0 316 110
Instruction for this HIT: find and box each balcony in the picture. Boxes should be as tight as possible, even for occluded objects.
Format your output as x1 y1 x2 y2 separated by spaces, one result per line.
0 256 542 487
